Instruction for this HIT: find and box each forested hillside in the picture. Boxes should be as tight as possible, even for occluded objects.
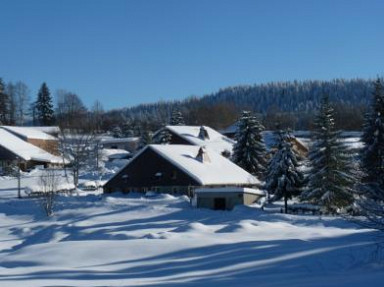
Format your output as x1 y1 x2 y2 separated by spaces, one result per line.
107 78 373 132
0 77 375 133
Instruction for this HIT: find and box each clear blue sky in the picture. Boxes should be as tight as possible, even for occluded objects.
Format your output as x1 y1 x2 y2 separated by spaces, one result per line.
1 0 383 110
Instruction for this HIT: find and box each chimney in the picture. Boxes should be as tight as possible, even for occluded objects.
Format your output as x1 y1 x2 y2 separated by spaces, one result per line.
196 147 210 163
198 126 209 140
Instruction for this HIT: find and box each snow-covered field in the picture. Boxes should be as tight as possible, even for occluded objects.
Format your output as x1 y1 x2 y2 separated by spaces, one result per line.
0 184 383 286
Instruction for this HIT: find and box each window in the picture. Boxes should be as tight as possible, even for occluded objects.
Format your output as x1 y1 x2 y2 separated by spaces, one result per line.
171 170 177 180
154 172 162 181
121 174 129 183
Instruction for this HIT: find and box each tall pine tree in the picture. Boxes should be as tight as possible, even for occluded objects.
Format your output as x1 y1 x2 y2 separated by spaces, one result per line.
170 109 185 125
361 78 384 194
232 111 267 179
358 78 384 228
301 95 354 213
266 131 304 213
35 83 55 125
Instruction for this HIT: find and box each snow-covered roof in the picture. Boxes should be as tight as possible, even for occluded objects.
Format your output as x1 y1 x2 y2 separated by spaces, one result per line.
219 122 238 135
32 126 61 135
1 126 57 140
0 129 63 163
100 137 139 144
166 125 235 154
195 187 265 196
149 145 259 186
103 148 131 160
103 148 130 156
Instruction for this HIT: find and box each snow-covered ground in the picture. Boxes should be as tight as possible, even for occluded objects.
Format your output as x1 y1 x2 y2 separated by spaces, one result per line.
0 131 381 286
0 187 383 286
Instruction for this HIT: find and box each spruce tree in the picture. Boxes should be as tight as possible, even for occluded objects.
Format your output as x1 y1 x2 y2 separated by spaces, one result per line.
112 126 122 138
170 109 185 125
137 130 152 151
232 111 267 178
266 131 304 213
301 95 354 213
358 78 384 228
121 121 134 137
0 78 10 125
361 78 384 196
35 82 55 125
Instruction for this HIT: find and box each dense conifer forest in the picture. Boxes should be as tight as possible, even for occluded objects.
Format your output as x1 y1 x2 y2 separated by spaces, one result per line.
109 78 372 132
0 77 375 133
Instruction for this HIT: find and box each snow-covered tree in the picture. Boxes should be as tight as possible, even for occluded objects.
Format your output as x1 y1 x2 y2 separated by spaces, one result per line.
301 95 355 213
121 121 134 137
59 130 96 187
137 130 153 151
170 109 185 125
266 131 304 213
35 82 55 125
112 126 122 138
232 111 267 178
358 78 384 228
361 79 384 193
152 127 172 144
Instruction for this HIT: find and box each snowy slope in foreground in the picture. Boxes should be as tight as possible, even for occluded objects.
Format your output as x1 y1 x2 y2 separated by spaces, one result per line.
0 193 383 287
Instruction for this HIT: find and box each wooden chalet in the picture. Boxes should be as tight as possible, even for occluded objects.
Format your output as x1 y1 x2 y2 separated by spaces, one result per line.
1 126 59 155
0 129 64 172
103 144 260 196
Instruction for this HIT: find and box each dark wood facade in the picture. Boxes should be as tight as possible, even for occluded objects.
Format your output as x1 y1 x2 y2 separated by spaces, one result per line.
168 130 192 145
0 145 19 162
103 147 201 194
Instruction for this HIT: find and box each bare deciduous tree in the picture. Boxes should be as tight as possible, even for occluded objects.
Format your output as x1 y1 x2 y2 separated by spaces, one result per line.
55 90 99 187
56 90 88 129
6 82 16 125
60 129 96 187
39 169 59 217
14 81 30 126
90 100 104 133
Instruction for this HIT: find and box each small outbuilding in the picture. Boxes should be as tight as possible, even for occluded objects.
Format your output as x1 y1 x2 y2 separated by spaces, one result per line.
195 187 266 210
